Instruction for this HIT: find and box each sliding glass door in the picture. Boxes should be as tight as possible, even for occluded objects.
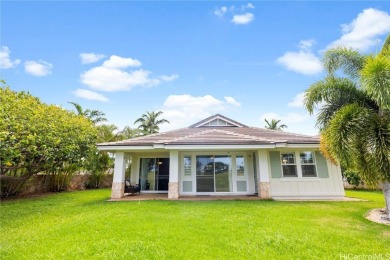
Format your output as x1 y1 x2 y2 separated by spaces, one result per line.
196 155 232 192
139 158 169 191
215 156 232 192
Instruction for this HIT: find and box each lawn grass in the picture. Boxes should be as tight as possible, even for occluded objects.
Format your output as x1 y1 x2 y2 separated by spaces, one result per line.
1 189 389 259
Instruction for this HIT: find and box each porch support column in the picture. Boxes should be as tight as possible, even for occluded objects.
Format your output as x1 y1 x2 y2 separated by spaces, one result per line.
168 150 179 199
257 150 271 199
111 152 126 199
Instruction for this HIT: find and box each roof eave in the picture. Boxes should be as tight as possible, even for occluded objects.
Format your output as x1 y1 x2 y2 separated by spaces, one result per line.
96 142 320 152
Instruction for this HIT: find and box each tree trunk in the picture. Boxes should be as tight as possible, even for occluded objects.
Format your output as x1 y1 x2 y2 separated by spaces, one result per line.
383 182 390 219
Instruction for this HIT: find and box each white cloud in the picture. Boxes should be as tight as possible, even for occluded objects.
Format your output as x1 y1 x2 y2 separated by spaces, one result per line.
328 8 390 51
74 89 109 102
160 94 241 131
80 53 105 64
242 3 255 10
299 39 316 51
232 13 255 25
224 96 241 107
0 46 20 69
214 6 227 17
24 60 53 76
102 55 141 68
277 39 323 75
288 92 305 108
159 74 179 81
80 55 177 92
82 67 157 91
215 4 255 25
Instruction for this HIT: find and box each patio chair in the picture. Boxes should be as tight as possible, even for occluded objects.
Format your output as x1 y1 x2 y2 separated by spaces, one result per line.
124 180 141 195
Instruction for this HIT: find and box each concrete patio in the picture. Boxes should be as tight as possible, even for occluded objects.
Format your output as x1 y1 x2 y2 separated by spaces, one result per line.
108 193 266 201
108 193 365 202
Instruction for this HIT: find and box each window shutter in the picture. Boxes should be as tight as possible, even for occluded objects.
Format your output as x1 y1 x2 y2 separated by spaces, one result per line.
269 151 282 178
315 151 329 178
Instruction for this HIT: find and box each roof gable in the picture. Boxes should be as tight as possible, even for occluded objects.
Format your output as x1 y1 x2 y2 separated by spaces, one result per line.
189 114 247 128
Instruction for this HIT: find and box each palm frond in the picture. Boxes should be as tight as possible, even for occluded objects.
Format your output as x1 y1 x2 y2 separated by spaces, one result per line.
68 102 84 115
361 54 390 110
323 47 366 78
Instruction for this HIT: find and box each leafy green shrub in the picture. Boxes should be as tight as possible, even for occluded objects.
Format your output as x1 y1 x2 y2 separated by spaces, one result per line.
0 86 97 196
343 169 363 188
84 150 113 189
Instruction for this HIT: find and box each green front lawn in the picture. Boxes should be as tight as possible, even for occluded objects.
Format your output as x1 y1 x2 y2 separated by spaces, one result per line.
1 190 389 259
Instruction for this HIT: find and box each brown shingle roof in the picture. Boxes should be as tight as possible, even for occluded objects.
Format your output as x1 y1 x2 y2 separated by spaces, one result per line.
98 115 319 147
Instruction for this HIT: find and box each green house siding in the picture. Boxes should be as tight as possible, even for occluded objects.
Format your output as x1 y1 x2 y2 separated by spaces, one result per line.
269 151 283 178
315 151 329 178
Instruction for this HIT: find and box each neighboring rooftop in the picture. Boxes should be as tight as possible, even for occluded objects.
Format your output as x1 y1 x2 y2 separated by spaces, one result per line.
98 114 319 147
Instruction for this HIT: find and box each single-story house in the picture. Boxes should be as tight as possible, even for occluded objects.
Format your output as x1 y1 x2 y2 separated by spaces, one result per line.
97 114 345 200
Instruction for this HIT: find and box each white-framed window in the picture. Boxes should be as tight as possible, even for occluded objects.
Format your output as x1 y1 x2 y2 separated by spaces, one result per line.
280 151 318 178
300 151 317 177
183 156 192 176
236 156 245 177
281 153 298 177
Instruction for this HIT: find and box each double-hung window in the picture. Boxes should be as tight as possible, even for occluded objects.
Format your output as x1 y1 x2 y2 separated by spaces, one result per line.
280 151 318 178
300 152 317 177
281 153 298 177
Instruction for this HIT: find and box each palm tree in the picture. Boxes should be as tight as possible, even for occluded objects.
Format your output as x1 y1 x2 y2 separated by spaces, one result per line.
96 124 119 143
68 102 107 124
134 111 170 135
304 37 390 218
264 119 287 131
117 126 142 140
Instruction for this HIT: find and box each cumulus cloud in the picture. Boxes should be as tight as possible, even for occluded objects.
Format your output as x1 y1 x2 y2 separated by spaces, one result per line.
102 55 141 68
276 39 322 75
24 60 53 76
80 55 177 92
160 94 241 130
80 53 105 64
0 46 20 69
232 13 255 25
224 96 241 107
73 89 109 102
288 92 305 108
328 8 390 51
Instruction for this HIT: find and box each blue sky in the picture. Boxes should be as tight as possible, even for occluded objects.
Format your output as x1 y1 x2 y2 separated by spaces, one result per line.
1 1 389 135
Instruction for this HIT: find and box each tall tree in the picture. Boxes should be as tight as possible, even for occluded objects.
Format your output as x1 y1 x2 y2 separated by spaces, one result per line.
0 87 97 196
264 119 287 131
304 37 390 218
134 111 170 135
96 124 120 143
68 102 107 124
117 126 142 140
